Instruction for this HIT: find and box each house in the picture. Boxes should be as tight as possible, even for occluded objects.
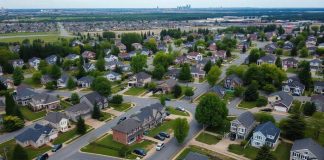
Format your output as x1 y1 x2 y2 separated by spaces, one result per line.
311 94 324 112
190 67 205 79
314 81 324 94
208 43 217 51
283 41 294 51
40 74 54 85
43 112 69 132
128 72 151 87
163 35 172 43
209 85 226 98
183 152 209 160
15 124 58 148
0 76 14 89
158 43 167 52
157 79 177 93
140 48 152 56
45 55 58 65
310 59 322 74
105 72 121 81
257 54 276 65
104 54 118 62
57 74 75 88
72 40 84 47
184 42 195 48
112 118 144 145
80 91 108 110
237 41 249 50
290 138 324 160
282 77 305 96
104 61 125 70
175 55 189 64
10 59 24 68
224 74 243 90
187 52 203 61
214 50 227 60
82 51 96 60
29 93 60 111
28 57 41 70
282 58 298 69
65 54 80 61
65 102 91 122
116 42 127 52
118 52 131 61
251 121 280 148
77 76 94 88
230 111 256 140
83 63 96 72
264 43 278 53
268 91 293 112
166 68 180 79
132 43 143 50
249 33 258 41
13 85 38 106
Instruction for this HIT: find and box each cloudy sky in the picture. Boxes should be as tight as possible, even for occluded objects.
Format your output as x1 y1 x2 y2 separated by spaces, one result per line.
0 0 324 9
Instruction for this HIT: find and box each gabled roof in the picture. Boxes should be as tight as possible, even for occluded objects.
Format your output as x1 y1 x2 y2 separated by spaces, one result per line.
28 57 41 63
131 103 164 123
32 93 59 104
282 57 298 63
65 54 79 60
190 67 205 75
78 76 94 83
135 72 151 80
106 71 121 77
14 85 37 98
258 54 276 62
254 121 280 143
311 94 324 104
236 111 255 128
291 138 324 159
65 102 91 113
82 91 106 106
269 91 293 108
226 74 243 84
210 85 226 97
15 124 55 143
44 112 68 124
112 118 142 134
314 81 324 87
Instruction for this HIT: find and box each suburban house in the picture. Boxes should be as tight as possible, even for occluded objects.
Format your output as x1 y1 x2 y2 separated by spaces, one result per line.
314 81 324 94
251 121 280 148
65 54 80 61
105 72 122 81
10 59 24 68
131 103 166 130
40 74 54 85
311 94 324 112
45 55 58 65
57 74 75 88
283 41 294 51
290 138 324 160
83 63 96 72
29 93 60 111
224 74 243 90
116 42 127 52
282 58 298 70
264 43 278 53
214 50 227 60
282 77 305 96
43 112 70 132
15 124 58 148
209 85 226 98
230 111 257 140
72 40 84 47
132 43 143 50
257 54 276 65
82 51 96 60
65 102 91 122
157 79 177 93
190 67 205 79
268 91 293 112
0 76 14 89
175 55 189 64
128 72 152 87
310 59 322 74
28 57 41 70
187 52 203 61
77 76 94 88
104 54 118 62
208 43 217 51
13 85 38 106
112 118 144 145
104 61 125 70
80 91 108 110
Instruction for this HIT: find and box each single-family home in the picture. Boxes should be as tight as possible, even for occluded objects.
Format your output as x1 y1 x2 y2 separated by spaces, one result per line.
175 55 189 64
310 59 322 74
190 67 205 79
10 59 24 68
104 61 125 70
230 111 256 140
163 35 172 43
65 102 91 122
82 51 96 60
28 57 41 70
268 91 293 112
264 43 278 54
45 55 58 65
224 74 243 90
314 81 324 94
40 74 54 85
72 40 84 47
13 85 38 106
187 52 203 61
128 72 151 87
29 93 60 111
158 43 167 52
105 72 122 81
57 74 75 88
311 94 324 112
118 52 131 61
251 121 280 148
208 43 217 51
132 43 143 50
83 63 96 72
65 54 80 61
157 79 177 94
282 77 305 96
283 41 294 51
290 138 324 160
209 85 226 98
282 58 298 70
77 76 94 88
257 54 276 65
215 50 227 60
166 68 180 79
112 118 144 145
116 42 127 52
43 112 69 132
80 91 108 110
104 54 118 62
0 76 14 89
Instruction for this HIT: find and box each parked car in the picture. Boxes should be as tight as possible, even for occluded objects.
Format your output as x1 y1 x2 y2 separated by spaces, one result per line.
176 107 185 112
117 117 127 124
159 132 170 138
154 134 165 141
133 149 146 156
261 108 272 112
229 132 236 141
156 143 165 151
52 144 63 152
36 153 49 160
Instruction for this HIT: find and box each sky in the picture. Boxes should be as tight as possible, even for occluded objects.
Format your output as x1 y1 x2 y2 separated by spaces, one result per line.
0 0 324 9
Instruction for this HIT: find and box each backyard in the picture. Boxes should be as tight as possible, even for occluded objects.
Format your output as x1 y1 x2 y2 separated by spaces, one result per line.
20 107 46 121
123 87 146 96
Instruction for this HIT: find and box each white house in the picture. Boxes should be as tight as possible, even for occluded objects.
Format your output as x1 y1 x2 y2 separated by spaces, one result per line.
187 52 203 61
230 112 256 140
251 121 280 149
28 57 41 70
43 112 70 132
105 72 122 81
268 91 293 112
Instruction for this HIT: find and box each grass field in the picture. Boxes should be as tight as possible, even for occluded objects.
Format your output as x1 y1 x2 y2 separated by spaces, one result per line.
176 145 234 160
0 32 71 43
110 103 132 112
166 107 190 116
195 132 222 145
22 78 42 88
238 100 258 109
0 32 58 36
123 87 146 96
147 120 175 137
20 107 46 121
53 125 92 145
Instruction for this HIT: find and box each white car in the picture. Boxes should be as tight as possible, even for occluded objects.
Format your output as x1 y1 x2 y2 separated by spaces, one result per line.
156 143 165 151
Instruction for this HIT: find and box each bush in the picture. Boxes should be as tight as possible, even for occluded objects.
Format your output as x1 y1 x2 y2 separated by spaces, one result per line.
110 95 123 104
254 112 275 123
45 81 56 90
234 86 245 97
240 140 247 147
262 84 276 94
256 96 268 107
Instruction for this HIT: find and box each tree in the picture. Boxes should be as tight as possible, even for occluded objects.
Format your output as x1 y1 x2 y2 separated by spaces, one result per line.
311 25 319 36
95 58 105 71
50 65 61 80
32 71 42 84
290 47 298 56
130 54 147 73
254 112 275 123
263 84 276 94
38 60 48 74
255 145 276 160
121 33 142 52
102 31 116 40
91 77 112 97
12 144 28 160
299 47 309 58
279 113 305 140
184 87 194 100
152 65 165 80
173 118 189 144
256 96 268 107
144 38 158 53
160 96 166 106
70 93 80 105
234 86 245 97
172 84 182 98
5 93 22 118
3 116 24 132
153 52 173 70
226 50 232 57
76 117 86 134
248 49 260 64
242 45 246 53
67 77 76 90
12 68 24 85
195 93 228 128
275 57 282 69
303 102 316 116
203 60 212 73
298 61 312 90
307 112 324 140
110 95 123 104
92 104 101 119
178 63 192 81
244 81 259 101
207 66 221 86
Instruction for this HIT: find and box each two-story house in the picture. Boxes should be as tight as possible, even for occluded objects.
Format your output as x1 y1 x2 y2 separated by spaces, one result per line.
65 54 80 61
28 57 41 70
290 138 324 160
128 72 152 87
13 85 38 106
29 93 60 111
282 58 298 70
45 55 58 65
82 51 96 60
230 111 257 140
251 121 280 148
105 72 122 81
268 91 293 112
64 102 91 122
190 67 206 79
57 74 75 88
187 52 203 61
311 94 324 112
314 81 324 94
43 112 69 132
224 74 243 90
0 76 14 89
80 91 108 110
10 59 24 68
257 54 276 66
77 76 94 88
209 85 226 98
282 77 305 96
112 118 144 145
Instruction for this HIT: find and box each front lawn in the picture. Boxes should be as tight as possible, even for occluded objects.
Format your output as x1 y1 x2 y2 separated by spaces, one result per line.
166 107 189 116
176 145 234 160
0 139 51 160
60 100 72 110
195 91 234 103
20 107 46 121
238 100 258 109
22 78 42 88
112 83 127 94
53 125 92 145
81 134 154 159
147 120 175 137
123 87 146 96
110 103 132 112
99 112 113 121
195 132 221 145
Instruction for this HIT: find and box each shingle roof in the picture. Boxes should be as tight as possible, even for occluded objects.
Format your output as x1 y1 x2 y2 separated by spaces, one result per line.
190 67 205 74
78 76 94 83
291 138 324 159
314 81 324 87
131 103 164 123
135 72 151 80
254 121 280 143
236 111 255 128
259 54 276 62
269 91 293 107
65 102 91 113
82 92 106 106
32 93 59 104
15 124 54 143
44 112 68 124
112 118 142 134
227 74 243 84
311 94 324 103
184 152 209 160
14 85 37 98
210 85 226 97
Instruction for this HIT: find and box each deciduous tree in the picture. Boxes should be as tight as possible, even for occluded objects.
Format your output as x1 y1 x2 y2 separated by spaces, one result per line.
174 118 189 144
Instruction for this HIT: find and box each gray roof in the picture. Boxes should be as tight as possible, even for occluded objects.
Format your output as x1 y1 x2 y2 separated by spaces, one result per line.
65 54 79 60
282 57 298 63
28 57 40 63
82 91 106 106
44 112 68 124
269 91 293 107
259 54 276 62
135 72 151 80
283 79 305 92
165 79 177 88
236 111 256 128
210 85 226 97
131 103 164 123
15 124 54 143
32 93 59 104
107 71 120 77
191 67 205 75
0 100 4 107
112 118 142 134
227 74 243 84
314 81 324 87
291 138 324 159
58 74 70 83
14 85 37 98
78 76 94 83
65 102 91 113
184 152 209 160
254 121 280 143
311 94 324 103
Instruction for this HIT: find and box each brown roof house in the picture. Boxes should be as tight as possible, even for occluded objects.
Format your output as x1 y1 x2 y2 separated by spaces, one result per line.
112 119 144 145
128 72 152 87
29 93 60 111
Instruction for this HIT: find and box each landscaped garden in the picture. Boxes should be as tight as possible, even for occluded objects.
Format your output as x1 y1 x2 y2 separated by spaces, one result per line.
123 87 146 96
195 132 222 145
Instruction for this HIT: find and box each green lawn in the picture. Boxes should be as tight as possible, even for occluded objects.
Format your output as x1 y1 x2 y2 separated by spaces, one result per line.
112 83 127 94
20 107 46 121
22 78 42 88
0 32 58 36
81 134 154 159
0 35 67 43
53 125 92 145
123 87 146 96
195 91 234 103
110 103 132 112
272 142 292 160
147 120 175 137
238 100 258 109
99 112 113 121
60 100 72 110
166 107 189 116
0 139 51 160
151 86 194 100
176 145 234 160
195 132 221 145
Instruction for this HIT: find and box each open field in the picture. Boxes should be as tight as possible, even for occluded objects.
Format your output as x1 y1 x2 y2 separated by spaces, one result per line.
0 32 71 43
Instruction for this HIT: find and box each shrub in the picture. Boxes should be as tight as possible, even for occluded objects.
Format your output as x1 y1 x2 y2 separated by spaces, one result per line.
256 96 268 107
240 140 247 147
110 95 123 104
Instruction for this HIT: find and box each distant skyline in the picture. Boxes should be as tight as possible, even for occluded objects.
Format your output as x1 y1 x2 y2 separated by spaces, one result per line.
0 0 324 9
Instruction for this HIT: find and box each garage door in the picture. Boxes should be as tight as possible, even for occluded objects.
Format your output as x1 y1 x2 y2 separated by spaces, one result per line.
274 106 287 112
